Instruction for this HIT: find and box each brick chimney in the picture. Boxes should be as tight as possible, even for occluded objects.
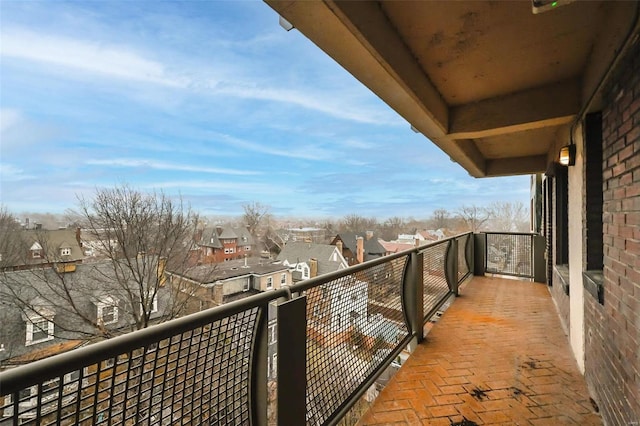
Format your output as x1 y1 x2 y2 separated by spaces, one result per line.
213 282 224 305
216 226 223 236
336 240 343 254
309 258 318 278
356 237 364 264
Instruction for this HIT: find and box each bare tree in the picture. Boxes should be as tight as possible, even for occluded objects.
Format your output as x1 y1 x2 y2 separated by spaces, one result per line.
243 202 270 238
456 205 491 232
429 208 451 230
0 186 205 345
77 186 202 330
381 216 405 241
487 201 529 232
340 214 378 233
0 206 26 270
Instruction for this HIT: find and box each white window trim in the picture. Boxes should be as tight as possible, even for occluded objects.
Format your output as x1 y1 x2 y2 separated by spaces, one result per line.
60 247 71 256
268 324 277 344
243 279 250 292
139 294 159 315
25 317 54 346
272 353 277 377
96 297 118 326
280 273 287 286
266 277 273 290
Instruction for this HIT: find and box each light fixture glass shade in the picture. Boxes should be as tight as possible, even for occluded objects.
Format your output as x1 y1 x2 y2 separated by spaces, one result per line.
559 144 576 166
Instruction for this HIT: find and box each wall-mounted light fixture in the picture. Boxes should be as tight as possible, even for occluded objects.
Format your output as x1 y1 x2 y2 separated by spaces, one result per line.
279 16 294 31
559 144 576 166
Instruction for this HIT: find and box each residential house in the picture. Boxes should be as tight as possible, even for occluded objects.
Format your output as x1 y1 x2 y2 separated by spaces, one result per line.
284 227 327 244
166 258 291 383
0 261 169 370
378 240 415 255
166 258 291 312
196 226 255 263
276 241 348 282
0 228 84 272
330 232 386 266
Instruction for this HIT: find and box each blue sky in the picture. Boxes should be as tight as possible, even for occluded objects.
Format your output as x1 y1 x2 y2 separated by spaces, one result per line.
0 1 531 219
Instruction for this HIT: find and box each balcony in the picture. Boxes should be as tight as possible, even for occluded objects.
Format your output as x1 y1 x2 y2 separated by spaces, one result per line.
0 232 599 425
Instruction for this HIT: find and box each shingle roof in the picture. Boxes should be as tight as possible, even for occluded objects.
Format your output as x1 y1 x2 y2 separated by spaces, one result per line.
277 242 341 264
333 232 386 257
199 227 223 248
171 258 288 284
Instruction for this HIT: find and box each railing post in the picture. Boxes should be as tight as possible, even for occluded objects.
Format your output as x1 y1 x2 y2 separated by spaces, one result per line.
466 233 474 275
252 304 269 426
277 296 307 425
533 234 547 283
445 239 459 296
473 233 487 276
404 251 424 345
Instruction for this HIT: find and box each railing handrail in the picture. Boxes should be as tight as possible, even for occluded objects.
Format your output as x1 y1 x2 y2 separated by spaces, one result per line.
0 288 290 394
290 232 472 293
482 231 539 236
0 230 480 426
0 232 474 395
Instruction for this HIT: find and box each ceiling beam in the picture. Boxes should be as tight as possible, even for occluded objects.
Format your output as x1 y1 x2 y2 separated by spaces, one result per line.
448 79 580 139
265 0 449 139
485 155 547 177
326 0 448 134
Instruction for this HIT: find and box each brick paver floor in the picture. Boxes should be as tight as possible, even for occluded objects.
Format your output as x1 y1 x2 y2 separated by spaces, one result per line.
357 276 602 425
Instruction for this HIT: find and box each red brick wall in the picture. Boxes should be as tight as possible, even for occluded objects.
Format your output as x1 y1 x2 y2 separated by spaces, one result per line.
584 38 640 424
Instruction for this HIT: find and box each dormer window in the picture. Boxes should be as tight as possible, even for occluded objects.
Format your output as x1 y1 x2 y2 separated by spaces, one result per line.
96 296 118 325
30 242 43 259
26 316 54 346
60 247 71 256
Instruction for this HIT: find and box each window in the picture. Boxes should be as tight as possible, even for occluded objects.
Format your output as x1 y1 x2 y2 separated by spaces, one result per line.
224 248 236 254
26 317 54 346
266 277 273 290
245 246 251 251
30 242 43 259
555 167 569 265
97 297 119 325
302 266 309 279
60 247 71 256
268 324 277 344
280 273 287 286
139 295 158 315
585 112 603 270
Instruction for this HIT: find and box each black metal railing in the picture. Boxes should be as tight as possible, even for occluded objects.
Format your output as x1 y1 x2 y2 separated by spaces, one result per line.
0 233 479 426
484 232 534 278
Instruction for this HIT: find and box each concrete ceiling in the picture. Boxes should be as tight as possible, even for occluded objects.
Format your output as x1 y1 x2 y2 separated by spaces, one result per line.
265 0 639 177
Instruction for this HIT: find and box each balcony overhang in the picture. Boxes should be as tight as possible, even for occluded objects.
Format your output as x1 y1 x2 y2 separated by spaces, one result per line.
265 0 639 177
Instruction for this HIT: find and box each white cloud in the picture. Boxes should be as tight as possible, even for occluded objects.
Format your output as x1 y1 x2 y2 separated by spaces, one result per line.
0 109 22 134
143 180 286 195
1 28 187 87
0 163 34 181
212 132 331 161
85 158 261 176
214 83 400 126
